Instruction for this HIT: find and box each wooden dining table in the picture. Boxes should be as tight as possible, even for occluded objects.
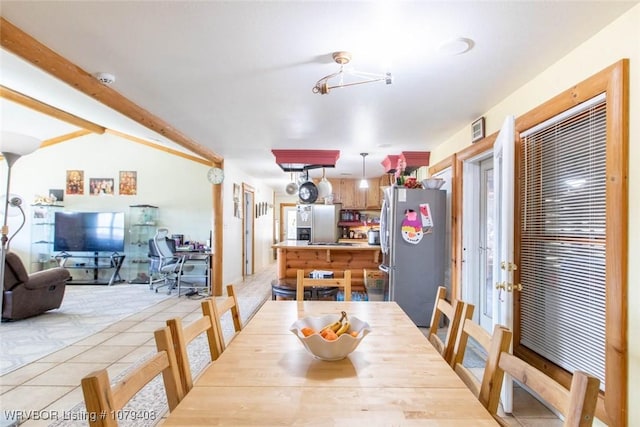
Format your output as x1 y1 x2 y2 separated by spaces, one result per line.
163 300 499 426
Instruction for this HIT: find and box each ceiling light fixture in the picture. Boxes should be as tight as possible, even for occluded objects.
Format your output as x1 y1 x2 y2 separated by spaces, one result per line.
437 37 474 56
312 51 392 95
359 153 369 189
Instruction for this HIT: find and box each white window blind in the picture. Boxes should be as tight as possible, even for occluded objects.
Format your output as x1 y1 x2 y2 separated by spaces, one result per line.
519 94 606 390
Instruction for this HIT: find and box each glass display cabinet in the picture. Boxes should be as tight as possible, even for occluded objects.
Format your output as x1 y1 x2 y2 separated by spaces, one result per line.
127 204 159 283
30 204 64 273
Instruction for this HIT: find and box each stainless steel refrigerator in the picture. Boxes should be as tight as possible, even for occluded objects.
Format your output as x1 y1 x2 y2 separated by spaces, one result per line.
296 203 341 243
379 187 446 326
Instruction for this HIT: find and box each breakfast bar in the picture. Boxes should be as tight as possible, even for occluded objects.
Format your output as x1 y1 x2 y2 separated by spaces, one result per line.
272 241 382 289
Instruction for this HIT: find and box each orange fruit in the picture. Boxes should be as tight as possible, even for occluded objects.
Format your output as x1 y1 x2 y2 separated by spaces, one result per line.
321 329 338 341
301 327 316 337
350 331 358 337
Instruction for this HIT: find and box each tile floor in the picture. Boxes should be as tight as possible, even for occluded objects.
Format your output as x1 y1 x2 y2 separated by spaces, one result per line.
1 264 561 426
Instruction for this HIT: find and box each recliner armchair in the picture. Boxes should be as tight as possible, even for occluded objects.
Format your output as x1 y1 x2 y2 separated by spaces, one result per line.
2 251 70 321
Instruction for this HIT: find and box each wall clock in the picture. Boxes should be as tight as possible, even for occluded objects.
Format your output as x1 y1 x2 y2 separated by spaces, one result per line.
207 167 224 184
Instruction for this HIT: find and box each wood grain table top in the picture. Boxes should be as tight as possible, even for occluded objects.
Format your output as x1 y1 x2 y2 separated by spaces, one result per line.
163 301 498 426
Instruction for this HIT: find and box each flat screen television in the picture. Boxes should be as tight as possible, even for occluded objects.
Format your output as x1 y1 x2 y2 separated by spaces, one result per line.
54 212 125 253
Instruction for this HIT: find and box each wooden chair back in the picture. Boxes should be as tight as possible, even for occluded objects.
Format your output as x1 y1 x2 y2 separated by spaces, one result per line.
426 286 467 364
451 318 513 415
296 269 352 301
81 326 184 427
495 352 600 426
201 284 243 355
166 305 221 392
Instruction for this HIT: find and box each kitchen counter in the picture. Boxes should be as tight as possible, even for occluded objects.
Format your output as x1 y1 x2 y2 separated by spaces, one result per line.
272 241 380 250
272 241 382 288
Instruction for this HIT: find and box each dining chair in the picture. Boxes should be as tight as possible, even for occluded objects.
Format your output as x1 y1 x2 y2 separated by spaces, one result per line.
166 301 221 393
494 352 600 426
296 269 352 301
201 284 243 355
81 326 184 427
426 286 466 365
451 318 513 415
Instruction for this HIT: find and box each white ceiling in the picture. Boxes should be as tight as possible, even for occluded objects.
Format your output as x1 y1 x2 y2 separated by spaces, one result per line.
0 1 636 193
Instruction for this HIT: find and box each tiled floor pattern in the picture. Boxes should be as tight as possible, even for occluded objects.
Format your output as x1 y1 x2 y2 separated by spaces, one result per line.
1 263 560 426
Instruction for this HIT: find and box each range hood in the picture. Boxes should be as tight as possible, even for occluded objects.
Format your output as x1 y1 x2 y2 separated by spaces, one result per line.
272 149 340 172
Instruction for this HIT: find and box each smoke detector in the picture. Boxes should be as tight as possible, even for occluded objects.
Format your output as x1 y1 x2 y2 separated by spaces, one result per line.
95 72 116 85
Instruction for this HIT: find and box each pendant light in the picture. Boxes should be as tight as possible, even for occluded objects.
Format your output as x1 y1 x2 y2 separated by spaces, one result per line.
359 153 369 189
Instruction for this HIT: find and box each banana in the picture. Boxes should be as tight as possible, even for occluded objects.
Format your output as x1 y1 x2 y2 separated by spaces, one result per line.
336 321 350 336
321 320 342 333
321 311 348 333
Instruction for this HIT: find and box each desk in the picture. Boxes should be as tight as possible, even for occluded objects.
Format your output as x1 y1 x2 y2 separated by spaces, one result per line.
176 251 211 296
163 301 498 425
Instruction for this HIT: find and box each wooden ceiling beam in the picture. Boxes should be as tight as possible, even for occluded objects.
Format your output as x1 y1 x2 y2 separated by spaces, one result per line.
41 129 93 147
0 17 223 164
1 85 106 134
107 129 211 166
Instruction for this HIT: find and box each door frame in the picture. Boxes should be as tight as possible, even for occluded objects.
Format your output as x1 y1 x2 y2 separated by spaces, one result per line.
461 153 494 330
242 183 255 277
279 202 297 242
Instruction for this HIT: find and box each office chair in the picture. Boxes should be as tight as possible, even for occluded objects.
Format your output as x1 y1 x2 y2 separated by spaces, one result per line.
148 235 174 291
150 228 190 294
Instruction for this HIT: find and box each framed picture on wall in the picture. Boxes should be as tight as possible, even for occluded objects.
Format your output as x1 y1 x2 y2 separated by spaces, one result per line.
65 170 84 195
89 178 115 195
119 171 137 195
49 189 64 202
233 183 241 218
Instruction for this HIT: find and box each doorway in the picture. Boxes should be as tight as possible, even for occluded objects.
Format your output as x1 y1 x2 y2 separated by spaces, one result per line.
461 116 515 411
279 203 297 242
461 154 494 331
242 184 255 277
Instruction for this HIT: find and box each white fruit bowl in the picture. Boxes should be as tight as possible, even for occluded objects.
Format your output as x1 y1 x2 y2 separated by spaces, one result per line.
290 314 371 361
422 178 445 190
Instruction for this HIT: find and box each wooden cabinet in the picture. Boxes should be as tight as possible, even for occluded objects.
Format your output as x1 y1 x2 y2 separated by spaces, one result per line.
339 179 356 208
365 178 382 209
328 178 364 209
327 177 385 209
327 178 342 204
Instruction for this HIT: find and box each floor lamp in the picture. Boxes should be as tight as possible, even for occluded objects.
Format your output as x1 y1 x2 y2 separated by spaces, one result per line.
0 131 42 318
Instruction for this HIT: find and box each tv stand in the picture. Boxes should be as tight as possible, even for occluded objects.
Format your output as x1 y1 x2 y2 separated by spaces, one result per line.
55 252 126 286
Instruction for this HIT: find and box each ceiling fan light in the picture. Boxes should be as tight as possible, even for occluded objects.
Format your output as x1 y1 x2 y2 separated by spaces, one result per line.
312 51 391 95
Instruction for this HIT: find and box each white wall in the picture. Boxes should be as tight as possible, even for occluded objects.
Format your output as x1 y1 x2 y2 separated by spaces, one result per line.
1 131 274 286
430 5 640 425
218 159 275 285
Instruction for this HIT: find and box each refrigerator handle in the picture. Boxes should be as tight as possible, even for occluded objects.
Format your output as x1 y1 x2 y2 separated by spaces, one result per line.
379 264 389 273
380 197 389 254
